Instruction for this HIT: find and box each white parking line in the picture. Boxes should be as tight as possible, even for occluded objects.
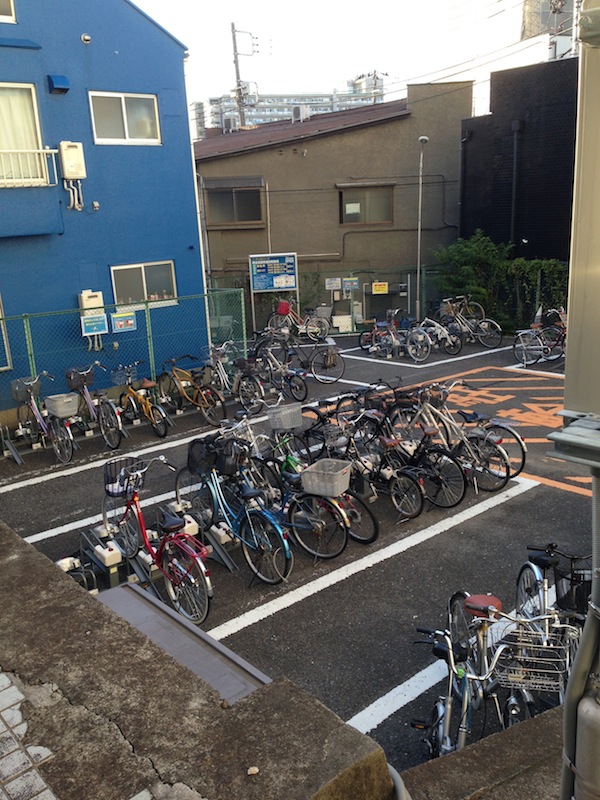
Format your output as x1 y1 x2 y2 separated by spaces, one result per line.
206 477 538 641
342 345 512 369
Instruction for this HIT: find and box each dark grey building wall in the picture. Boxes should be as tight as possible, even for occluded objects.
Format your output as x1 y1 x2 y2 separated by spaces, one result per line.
460 57 578 261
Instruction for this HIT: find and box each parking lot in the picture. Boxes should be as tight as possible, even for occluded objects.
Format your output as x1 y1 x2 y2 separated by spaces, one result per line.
0 336 588 773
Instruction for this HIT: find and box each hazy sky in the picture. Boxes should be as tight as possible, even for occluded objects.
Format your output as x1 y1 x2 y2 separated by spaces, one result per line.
132 0 531 107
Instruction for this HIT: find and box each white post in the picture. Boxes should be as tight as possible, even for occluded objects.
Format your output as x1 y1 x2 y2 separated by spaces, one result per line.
415 135 429 321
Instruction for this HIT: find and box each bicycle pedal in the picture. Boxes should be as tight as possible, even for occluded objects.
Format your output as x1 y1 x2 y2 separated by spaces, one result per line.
410 719 428 730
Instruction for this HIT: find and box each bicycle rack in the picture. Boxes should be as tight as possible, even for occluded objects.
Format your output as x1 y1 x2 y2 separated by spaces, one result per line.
1 425 24 465
79 530 123 589
186 511 239 573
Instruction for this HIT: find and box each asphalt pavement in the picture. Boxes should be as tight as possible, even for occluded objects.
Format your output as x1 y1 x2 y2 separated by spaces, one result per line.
0 334 586 790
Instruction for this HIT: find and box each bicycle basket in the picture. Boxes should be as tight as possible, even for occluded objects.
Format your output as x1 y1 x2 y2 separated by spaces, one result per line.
11 377 40 402
214 437 247 476
104 457 143 497
492 624 570 692
554 560 592 614
267 402 303 430
66 368 93 390
277 300 291 316
111 365 136 386
187 433 220 474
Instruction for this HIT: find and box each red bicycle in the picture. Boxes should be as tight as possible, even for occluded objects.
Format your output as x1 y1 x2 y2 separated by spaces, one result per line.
102 455 213 625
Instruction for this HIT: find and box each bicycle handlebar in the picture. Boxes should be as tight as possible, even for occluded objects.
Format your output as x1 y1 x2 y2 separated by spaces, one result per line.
526 542 591 560
21 371 54 385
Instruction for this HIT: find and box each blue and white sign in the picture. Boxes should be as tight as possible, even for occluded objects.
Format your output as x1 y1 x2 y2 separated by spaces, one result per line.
249 253 297 293
80 313 108 336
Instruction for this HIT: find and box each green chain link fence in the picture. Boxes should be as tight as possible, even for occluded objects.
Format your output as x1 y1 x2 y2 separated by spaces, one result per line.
0 288 245 417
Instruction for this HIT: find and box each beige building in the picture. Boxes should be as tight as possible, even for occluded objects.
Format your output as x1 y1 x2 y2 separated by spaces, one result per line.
194 82 473 327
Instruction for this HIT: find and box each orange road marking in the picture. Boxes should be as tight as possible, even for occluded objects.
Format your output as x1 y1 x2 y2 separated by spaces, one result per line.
520 473 592 497
569 476 593 484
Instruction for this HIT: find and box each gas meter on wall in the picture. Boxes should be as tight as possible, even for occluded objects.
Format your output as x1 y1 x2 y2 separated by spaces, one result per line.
59 141 87 180
78 289 104 315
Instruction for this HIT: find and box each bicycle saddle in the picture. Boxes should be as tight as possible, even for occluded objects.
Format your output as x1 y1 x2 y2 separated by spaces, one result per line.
158 509 186 534
458 410 489 424
140 377 156 389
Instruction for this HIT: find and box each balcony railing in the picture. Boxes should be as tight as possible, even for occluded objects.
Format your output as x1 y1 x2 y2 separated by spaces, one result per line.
0 149 58 188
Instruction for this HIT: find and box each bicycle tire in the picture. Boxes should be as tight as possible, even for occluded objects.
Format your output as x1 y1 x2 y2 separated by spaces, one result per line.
388 470 425 519
305 316 329 342
48 416 73 463
515 563 544 618
299 405 328 460
485 423 526 477
443 332 463 355
448 590 480 705
157 372 182 412
239 509 292 584
464 300 485 320
418 447 467 508
237 374 264 415
539 325 565 361
162 541 211 624
337 490 379 544
119 392 138 423
427 701 446 759
335 393 364 426
148 403 168 438
503 689 534 728
287 494 348 559
358 330 373 351
286 373 308 402
195 385 227 427
174 468 215 532
406 328 432 362
309 346 345 383
475 318 503 348
273 433 313 467
98 399 122 450
247 457 284 506
454 435 510 492
513 331 542 366
266 312 288 330
102 495 141 558
17 402 41 443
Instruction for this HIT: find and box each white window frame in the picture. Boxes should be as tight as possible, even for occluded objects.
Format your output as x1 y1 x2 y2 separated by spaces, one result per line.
0 83 50 187
89 91 162 146
0 0 16 23
111 260 177 311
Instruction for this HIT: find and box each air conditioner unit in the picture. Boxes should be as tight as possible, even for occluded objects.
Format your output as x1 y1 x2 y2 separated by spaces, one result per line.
292 105 310 123
223 118 239 133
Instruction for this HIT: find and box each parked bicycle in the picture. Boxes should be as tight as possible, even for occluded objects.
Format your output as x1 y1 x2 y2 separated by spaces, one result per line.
157 354 227 426
199 340 264 414
102 455 213 624
11 371 74 463
66 361 122 450
358 314 431 362
437 296 502 348
267 297 330 341
254 343 309 401
513 309 566 366
435 294 486 322
252 327 346 385
112 361 169 438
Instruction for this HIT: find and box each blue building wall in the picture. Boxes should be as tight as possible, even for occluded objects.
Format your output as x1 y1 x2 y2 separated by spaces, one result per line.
0 0 205 320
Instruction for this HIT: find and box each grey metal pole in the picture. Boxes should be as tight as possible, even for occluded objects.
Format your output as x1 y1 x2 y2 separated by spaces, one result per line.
415 136 428 321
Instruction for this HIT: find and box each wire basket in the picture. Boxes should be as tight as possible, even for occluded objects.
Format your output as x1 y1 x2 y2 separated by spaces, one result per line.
44 392 79 419
11 377 40 402
492 624 571 692
66 368 93 391
267 402 303 430
555 562 592 615
111 364 137 386
301 458 352 497
104 457 144 497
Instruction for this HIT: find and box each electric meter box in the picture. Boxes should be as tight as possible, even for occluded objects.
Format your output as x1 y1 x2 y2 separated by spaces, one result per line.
59 141 87 180
79 289 104 315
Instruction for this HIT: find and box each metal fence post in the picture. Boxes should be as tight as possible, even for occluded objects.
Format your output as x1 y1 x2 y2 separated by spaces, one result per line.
23 315 36 378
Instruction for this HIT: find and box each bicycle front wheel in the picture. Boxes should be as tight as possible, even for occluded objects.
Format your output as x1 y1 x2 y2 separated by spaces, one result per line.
485 423 526 477
240 510 293 584
287 494 348 559
455 436 510 492
102 495 140 558
475 318 503 348
98 399 122 450
515 563 544 618
305 316 329 341
539 325 565 361
406 329 431 362
119 393 138 423
195 386 227 427
388 470 425 519
419 447 467 508
48 416 73 463
309 346 345 383
237 374 264 415
148 403 168 438
162 541 211 624
157 373 181 412
174 468 215 531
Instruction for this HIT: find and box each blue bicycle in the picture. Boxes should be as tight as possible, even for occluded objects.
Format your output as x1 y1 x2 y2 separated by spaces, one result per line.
175 436 294 584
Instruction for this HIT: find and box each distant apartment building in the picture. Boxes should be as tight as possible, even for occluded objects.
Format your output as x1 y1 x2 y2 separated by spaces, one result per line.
193 73 384 139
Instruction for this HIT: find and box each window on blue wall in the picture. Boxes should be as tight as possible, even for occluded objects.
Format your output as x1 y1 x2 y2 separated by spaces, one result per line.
89 92 161 145
0 84 48 187
0 0 15 22
111 261 176 308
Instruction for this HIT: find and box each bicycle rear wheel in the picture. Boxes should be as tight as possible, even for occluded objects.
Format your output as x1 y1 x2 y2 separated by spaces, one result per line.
240 510 292 584
337 490 379 544
485 423 526 477
513 331 542 366
305 316 329 341
287 494 348 559
309 346 345 383
285 373 308 402
406 329 431 362
475 318 503 348
515 563 544 618
539 325 565 361
162 541 211 624
157 373 182 412
358 330 373 351
48 416 73 463
195 385 227 427
388 470 425 519
102 496 141 558
98 399 122 449
237 374 264 415
119 393 138 423
418 447 467 508
455 436 510 492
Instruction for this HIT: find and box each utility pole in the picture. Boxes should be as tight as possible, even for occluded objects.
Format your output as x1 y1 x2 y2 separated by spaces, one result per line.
230 23 259 128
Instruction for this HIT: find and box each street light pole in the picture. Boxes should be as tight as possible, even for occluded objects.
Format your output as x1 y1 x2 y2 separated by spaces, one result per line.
415 135 429 321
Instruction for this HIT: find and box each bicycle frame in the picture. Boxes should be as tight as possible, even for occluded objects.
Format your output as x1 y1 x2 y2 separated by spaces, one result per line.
171 365 213 409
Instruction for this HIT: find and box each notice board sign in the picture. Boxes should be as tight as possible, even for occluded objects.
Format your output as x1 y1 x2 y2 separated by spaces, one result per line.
372 281 389 295
249 253 297 293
